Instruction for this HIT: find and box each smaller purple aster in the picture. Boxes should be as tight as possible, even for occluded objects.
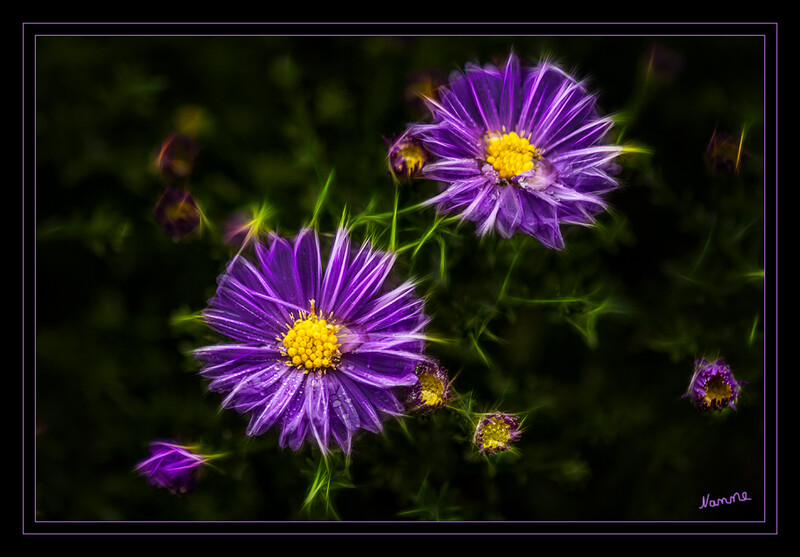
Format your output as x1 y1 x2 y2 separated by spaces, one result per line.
385 130 430 181
135 440 213 495
153 187 203 240
684 358 745 411
404 360 453 414
473 412 522 454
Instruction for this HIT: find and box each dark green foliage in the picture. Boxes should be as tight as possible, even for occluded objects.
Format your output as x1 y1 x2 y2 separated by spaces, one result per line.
32 32 768 528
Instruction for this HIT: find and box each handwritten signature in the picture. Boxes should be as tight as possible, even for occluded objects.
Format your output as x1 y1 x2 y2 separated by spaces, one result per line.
699 491 752 510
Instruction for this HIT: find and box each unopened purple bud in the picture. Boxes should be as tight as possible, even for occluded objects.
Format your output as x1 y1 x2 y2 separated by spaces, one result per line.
135 441 211 495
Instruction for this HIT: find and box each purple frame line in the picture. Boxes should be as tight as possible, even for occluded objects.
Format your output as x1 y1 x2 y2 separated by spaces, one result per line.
22 23 777 534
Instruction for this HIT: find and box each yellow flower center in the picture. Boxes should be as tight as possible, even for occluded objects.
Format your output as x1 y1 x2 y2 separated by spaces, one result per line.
418 372 446 407
397 144 426 176
280 301 341 373
479 419 513 451
703 374 733 407
485 131 540 181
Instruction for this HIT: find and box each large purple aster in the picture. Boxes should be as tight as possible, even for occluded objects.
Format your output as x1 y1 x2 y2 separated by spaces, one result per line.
408 52 623 248
194 227 429 454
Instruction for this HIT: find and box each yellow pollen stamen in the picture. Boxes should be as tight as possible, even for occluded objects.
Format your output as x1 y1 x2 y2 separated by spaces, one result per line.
485 131 540 181
398 144 425 175
703 374 733 407
418 373 445 407
480 419 512 451
280 301 341 374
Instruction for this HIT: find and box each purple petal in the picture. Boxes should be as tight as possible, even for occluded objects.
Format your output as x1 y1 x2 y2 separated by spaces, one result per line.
338 352 419 389
304 373 331 452
246 369 305 436
498 53 521 127
201 309 277 344
350 281 421 331
293 228 322 305
494 186 524 238
325 372 362 437
205 256 297 337
256 234 304 309
194 343 281 365
518 191 566 250
220 361 291 413
319 228 351 314
333 245 396 322
451 61 502 131
337 374 384 433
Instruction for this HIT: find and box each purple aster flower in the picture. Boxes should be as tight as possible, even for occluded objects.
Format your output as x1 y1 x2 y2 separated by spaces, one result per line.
404 360 453 414
473 412 522 454
408 52 623 248
194 227 429 454
385 130 430 181
135 440 212 495
684 358 745 411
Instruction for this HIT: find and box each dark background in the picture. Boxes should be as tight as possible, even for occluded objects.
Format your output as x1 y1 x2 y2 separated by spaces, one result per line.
26 25 774 532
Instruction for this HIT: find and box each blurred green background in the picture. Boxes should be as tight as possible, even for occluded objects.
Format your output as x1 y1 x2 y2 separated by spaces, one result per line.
31 31 769 529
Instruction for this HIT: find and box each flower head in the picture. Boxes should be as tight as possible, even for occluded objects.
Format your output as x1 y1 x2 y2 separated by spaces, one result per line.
135 440 212 495
407 52 623 248
404 360 452 414
473 411 522 454
153 187 203 240
684 358 745 411
385 131 430 181
194 227 429 454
